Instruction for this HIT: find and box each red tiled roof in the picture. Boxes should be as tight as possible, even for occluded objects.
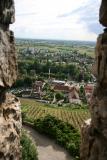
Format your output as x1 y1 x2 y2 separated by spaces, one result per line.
54 84 79 93
54 85 69 92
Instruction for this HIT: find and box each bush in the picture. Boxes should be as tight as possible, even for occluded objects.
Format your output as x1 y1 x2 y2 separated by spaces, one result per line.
21 131 38 160
55 92 64 101
34 115 80 158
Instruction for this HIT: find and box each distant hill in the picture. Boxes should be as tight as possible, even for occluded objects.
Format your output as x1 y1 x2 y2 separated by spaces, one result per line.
15 38 95 48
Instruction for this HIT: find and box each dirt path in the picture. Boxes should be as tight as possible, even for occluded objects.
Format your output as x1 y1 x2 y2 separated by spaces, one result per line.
23 125 73 160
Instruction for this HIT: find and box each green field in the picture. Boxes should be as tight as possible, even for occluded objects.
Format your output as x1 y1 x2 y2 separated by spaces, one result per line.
21 98 90 131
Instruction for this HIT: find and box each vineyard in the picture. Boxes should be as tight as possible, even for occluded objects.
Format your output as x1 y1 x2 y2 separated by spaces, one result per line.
21 98 90 131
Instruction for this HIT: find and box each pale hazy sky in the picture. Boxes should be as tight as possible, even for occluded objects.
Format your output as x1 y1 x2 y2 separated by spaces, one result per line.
11 0 102 41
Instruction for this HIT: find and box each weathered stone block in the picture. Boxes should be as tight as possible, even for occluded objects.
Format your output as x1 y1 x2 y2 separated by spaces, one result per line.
0 28 17 87
100 0 107 27
0 0 15 24
92 32 107 86
0 1 21 159
0 93 21 160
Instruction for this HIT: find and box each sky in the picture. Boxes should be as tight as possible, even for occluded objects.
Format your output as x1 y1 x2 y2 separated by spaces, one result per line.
11 0 103 41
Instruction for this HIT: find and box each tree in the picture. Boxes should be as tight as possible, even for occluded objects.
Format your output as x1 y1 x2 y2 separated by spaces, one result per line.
55 92 64 101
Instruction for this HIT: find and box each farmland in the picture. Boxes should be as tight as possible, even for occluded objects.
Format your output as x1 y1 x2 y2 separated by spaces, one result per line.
21 98 90 131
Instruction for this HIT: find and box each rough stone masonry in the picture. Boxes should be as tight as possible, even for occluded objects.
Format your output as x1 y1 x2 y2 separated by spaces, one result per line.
0 0 21 160
80 1 107 160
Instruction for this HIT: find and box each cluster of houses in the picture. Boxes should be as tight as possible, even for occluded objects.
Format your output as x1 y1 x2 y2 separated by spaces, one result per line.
51 80 81 104
51 80 94 104
20 79 94 105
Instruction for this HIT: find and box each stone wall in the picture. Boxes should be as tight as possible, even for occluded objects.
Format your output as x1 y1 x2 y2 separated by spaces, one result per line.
0 0 17 88
80 1 107 160
0 1 21 160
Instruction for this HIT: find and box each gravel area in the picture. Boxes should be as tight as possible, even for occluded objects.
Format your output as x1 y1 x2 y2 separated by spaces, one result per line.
23 125 73 160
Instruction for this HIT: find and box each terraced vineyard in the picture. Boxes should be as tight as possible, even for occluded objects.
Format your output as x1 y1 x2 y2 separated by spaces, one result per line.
21 98 90 131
